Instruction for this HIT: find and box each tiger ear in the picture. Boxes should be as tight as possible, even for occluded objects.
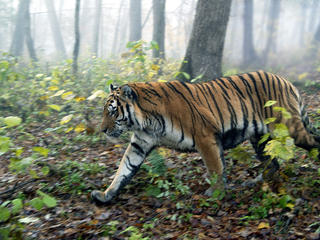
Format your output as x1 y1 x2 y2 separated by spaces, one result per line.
110 84 118 92
121 85 136 100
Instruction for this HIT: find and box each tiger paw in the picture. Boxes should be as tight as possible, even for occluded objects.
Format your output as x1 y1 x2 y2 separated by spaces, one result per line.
91 190 113 204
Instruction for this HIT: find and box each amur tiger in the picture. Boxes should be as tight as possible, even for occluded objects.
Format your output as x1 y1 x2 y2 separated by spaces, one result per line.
91 70 320 204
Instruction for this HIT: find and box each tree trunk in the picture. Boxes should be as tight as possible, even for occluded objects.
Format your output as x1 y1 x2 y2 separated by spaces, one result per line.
242 0 258 67
152 0 166 59
262 0 280 65
112 0 125 55
129 0 142 42
44 0 67 58
92 0 102 56
72 0 81 75
24 0 37 61
178 0 232 82
10 0 29 57
308 0 319 32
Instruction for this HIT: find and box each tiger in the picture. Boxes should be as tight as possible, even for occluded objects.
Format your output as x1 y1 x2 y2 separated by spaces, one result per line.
91 70 320 204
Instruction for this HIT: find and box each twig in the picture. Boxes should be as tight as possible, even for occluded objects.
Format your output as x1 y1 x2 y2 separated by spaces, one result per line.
0 179 37 199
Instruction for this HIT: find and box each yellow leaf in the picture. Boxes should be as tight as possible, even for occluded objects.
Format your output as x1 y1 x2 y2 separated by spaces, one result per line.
39 111 49 116
40 95 49 101
114 144 122 148
158 79 167 82
87 90 107 101
60 114 73 125
148 72 154 79
52 90 65 97
35 74 44 78
51 79 59 84
278 187 286 196
75 96 86 102
298 72 308 80
257 222 270 229
47 104 61 111
61 91 74 100
286 203 295 209
75 123 86 133
48 86 59 91
65 127 73 133
151 64 160 71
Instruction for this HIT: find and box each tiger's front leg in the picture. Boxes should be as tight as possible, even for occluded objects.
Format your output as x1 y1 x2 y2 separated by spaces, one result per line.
91 133 155 204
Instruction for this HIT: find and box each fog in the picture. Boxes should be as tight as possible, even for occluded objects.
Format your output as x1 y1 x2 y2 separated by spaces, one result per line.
1 0 319 73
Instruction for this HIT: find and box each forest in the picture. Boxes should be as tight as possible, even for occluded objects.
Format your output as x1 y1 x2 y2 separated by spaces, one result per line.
0 0 319 239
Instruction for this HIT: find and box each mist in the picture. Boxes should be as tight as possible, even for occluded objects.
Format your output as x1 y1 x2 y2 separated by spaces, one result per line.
1 0 319 76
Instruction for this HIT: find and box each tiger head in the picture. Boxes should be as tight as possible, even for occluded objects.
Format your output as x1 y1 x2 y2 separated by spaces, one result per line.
101 84 137 137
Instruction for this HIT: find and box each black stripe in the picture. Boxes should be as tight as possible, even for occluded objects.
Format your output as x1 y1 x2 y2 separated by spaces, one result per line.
179 81 196 101
225 77 246 99
143 96 158 106
131 142 145 156
257 71 267 95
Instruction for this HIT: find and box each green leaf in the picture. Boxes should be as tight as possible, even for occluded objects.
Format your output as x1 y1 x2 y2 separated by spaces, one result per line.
3 116 22 127
29 197 44 210
47 104 61 111
29 169 39 179
264 100 277 107
11 199 23 214
150 40 159 50
0 207 10 222
37 190 57 208
258 133 271 145
32 146 49 157
0 136 11 155
182 72 190 80
0 227 10 240
264 117 277 125
41 166 50 176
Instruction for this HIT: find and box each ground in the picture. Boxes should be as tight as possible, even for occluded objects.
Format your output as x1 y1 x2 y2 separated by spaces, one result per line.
0 87 319 240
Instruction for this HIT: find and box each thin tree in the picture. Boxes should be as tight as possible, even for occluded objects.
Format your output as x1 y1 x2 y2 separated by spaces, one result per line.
10 0 28 57
152 0 166 59
242 0 258 67
92 0 102 56
262 0 281 65
44 0 67 58
111 0 125 55
178 0 232 82
129 0 141 42
24 0 37 61
72 0 81 75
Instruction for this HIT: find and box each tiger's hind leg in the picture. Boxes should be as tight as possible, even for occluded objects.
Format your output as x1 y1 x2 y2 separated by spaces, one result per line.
196 137 226 195
287 116 320 154
244 135 280 187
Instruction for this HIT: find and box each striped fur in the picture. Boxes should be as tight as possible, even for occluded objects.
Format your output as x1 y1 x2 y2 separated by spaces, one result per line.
91 70 320 204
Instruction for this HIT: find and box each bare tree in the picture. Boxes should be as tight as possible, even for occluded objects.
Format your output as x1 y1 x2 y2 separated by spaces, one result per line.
242 0 258 67
92 0 102 56
25 0 37 61
178 0 232 81
129 0 141 41
112 0 126 55
10 0 37 61
262 0 281 65
44 0 67 58
72 0 81 74
10 0 28 57
152 0 166 59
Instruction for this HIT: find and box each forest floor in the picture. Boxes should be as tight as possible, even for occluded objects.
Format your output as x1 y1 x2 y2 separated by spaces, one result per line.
0 86 320 240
